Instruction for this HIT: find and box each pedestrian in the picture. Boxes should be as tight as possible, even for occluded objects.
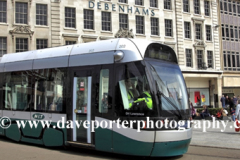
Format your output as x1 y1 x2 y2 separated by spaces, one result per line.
220 95 226 108
231 107 236 122
229 97 234 116
200 105 210 119
233 95 238 107
225 95 229 108
235 100 240 120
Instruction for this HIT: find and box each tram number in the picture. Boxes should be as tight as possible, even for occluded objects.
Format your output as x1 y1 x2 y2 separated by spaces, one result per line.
119 44 126 48
89 49 94 53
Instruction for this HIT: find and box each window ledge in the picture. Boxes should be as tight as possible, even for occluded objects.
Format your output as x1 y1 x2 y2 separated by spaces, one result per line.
13 23 29 27
184 38 193 41
206 40 213 43
163 9 173 12
100 0 112 4
83 29 96 33
182 12 191 15
193 14 202 17
204 15 211 18
134 5 144 8
135 34 146 37
149 7 159 10
35 25 49 28
64 27 77 31
164 36 174 39
117 2 129 6
150 35 160 38
101 31 113 34
0 23 8 26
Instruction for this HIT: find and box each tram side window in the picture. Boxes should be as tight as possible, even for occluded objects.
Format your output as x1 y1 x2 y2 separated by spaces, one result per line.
3 71 33 111
98 69 109 113
115 62 155 117
33 68 66 112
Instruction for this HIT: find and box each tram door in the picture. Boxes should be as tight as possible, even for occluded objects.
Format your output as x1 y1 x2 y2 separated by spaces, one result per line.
72 72 92 143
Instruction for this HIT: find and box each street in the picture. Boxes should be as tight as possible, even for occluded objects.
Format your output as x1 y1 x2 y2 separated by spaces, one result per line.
0 136 239 160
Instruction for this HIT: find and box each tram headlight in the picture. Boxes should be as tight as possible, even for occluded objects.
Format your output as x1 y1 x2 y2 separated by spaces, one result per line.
114 51 124 62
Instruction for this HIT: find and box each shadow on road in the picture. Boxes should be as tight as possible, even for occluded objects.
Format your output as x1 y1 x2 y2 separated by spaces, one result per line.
0 136 184 160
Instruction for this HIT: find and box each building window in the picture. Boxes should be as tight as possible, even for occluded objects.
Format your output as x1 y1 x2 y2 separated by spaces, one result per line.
183 0 189 12
238 3 240 17
36 4 47 26
65 7 76 28
186 49 192 67
102 12 111 31
119 0 127 3
207 51 213 68
0 1 7 23
0 37 7 56
229 0 232 15
204 1 210 16
84 9 94 30
194 0 200 14
119 14 128 29
233 2 237 16
165 19 172 37
195 24 201 40
220 0 223 13
135 0 143 5
16 38 28 53
136 16 144 34
15 2 28 24
235 26 238 41
150 0 157 8
230 25 234 41
222 24 225 40
206 25 211 41
36 39 48 49
66 41 76 45
226 25 229 40
224 0 228 14
151 17 159 35
197 50 203 68
184 22 191 39
164 0 171 10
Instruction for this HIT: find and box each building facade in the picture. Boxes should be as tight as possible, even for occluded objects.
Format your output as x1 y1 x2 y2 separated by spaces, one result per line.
0 0 222 107
219 0 240 98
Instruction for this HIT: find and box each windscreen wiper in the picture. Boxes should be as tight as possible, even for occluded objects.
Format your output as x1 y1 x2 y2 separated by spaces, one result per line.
155 81 183 120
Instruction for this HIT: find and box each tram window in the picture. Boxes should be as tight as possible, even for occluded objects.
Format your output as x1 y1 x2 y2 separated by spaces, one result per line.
115 62 156 117
3 71 33 111
98 69 109 113
33 68 66 112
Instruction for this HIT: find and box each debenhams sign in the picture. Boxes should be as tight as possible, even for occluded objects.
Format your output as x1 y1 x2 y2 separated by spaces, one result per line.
88 1 155 16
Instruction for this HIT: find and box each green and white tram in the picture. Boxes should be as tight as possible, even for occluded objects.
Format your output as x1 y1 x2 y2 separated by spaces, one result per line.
0 38 192 157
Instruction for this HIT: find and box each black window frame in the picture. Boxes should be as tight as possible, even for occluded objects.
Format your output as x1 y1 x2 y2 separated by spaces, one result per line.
36 4 47 26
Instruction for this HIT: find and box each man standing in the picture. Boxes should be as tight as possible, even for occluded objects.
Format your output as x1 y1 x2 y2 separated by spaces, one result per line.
233 95 238 107
220 95 226 108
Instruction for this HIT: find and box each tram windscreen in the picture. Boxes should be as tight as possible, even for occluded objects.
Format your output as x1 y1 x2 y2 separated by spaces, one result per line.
147 60 188 111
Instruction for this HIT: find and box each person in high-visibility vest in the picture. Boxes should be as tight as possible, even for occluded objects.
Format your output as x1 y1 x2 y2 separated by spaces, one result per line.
129 84 153 110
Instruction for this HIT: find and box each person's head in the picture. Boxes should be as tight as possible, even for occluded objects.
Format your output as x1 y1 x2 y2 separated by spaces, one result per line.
125 79 132 89
222 95 224 97
226 95 228 98
203 105 207 109
234 95 236 98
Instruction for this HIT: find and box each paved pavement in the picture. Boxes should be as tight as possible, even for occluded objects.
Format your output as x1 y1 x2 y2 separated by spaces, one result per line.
190 117 240 149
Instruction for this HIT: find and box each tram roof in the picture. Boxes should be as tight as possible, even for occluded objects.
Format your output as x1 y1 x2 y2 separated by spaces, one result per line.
0 38 152 64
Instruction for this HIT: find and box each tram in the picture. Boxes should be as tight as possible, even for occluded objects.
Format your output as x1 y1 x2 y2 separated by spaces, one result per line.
0 38 191 157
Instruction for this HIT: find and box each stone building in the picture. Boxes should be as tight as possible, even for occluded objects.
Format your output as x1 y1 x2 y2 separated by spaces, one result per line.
219 0 240 98
0 0 222 107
